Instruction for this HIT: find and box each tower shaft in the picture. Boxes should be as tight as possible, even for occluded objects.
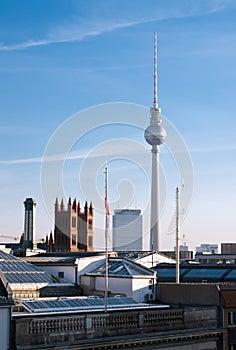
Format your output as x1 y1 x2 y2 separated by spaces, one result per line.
144 32 166 252
150 145 161 251
24 198 37 250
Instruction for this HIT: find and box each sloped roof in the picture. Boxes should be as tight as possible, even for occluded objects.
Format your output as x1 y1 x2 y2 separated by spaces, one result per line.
23 252 106 265
154 263 236 283
0 250 72 289
87 258 155 277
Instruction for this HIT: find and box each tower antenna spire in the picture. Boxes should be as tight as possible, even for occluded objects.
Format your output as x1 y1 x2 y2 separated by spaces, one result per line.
153 31 158 109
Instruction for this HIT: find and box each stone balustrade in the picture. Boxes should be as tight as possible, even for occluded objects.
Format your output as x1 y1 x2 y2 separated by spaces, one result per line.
12 306 217 348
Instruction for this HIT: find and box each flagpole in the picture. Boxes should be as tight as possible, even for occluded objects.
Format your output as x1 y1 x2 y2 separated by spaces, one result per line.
104 166 109 313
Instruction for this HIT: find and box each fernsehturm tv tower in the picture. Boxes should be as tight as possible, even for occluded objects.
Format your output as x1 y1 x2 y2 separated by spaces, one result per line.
144 32 166 251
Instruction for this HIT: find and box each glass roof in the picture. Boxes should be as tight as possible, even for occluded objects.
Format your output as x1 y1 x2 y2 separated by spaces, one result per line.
0 250 18 261
90 259 152 277
224 270 236 279
155 268 187 278
5 273 54 284
183 268 228 279
20 297 140 313
0 260 42 273
0 250 65 285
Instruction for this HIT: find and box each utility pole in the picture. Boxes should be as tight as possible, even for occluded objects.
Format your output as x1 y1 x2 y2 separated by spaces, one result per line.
175 187 180 284
104 166 109 312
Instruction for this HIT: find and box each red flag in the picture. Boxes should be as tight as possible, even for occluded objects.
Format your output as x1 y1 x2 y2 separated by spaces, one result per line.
104 196 110 216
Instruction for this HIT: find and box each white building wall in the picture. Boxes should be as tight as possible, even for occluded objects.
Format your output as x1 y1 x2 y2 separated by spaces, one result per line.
35 265 75 283
95 276 133 297
76 256 105 280
132 278 154 302
80 275 153 302
32 256 105 285
0 306 11 350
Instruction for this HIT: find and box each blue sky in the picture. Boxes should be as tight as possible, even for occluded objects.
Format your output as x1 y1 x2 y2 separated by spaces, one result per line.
0 0 236 251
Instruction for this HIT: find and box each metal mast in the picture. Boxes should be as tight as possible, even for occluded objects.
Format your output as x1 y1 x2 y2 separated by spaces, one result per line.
104 166 109 312
175 187 180 283
153 31 158 110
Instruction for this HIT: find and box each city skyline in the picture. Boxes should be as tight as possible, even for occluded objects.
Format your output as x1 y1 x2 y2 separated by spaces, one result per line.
0 0 236 251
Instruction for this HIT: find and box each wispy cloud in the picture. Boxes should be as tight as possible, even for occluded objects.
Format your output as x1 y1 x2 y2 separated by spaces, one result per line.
190 143 236 154
2 140 236 166
0 141 149 165
0 19 143 52
0 0 234 52
0 40 53 52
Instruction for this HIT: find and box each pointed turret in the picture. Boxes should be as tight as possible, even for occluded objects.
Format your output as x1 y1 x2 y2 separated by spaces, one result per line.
68 197 72 211
55 197 59 212
72 198 77 212
60 198 65 210
84 201 88 215
89 202 93 216
20 232 24 249
49 231 53 252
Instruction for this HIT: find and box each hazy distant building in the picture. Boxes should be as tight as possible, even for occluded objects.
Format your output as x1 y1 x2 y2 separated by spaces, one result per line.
112 209 142 251
161 250 193 261
174 244 189 252
221 243 236 254
196 243 218 254
23 197 37 249
54 198 94 252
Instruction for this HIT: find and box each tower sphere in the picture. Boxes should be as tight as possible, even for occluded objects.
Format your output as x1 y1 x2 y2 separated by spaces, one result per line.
144 123 166 146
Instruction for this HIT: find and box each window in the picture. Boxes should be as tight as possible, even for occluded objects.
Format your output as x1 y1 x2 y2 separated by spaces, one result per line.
148 279 154 292
58 271 64 279
72 217 76 228
72 234 76 245
228 311 236 325
88 236 93 247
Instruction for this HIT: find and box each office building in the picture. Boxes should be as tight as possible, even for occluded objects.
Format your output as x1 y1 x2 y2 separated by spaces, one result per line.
112 209 142 251
221 243 236 254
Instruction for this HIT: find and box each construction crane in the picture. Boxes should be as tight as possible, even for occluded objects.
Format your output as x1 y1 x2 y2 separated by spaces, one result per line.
0 235 19 241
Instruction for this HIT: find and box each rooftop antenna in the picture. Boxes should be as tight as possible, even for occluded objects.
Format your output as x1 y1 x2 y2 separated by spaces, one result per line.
175 187 180 284
104 165 109 313
153 31 158 110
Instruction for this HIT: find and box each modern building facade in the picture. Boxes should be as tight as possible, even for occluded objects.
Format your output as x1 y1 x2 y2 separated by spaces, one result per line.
23 197 37 249
112 209 142 251
54 198 94 252
221 243 236 254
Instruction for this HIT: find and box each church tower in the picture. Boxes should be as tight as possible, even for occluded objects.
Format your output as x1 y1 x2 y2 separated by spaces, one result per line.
78 201 94 252
54 197 94 252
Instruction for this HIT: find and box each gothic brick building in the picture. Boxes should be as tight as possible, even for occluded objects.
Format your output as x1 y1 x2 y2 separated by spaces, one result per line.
54 198 94 252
